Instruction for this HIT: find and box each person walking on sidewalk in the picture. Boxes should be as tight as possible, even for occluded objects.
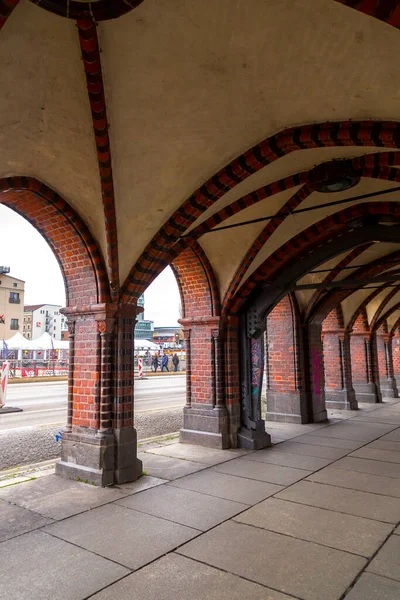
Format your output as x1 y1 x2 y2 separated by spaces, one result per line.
161 353 169 372
172 352 179 372
152 354 159 373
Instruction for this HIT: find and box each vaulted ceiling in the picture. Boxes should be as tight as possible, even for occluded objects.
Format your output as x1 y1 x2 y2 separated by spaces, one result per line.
1 0 400 329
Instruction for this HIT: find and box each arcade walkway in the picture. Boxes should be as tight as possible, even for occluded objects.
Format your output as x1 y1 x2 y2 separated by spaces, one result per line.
1 400 400 600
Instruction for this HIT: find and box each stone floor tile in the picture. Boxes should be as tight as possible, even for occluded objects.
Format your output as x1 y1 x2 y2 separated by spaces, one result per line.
344 572 400 599
291 434 364 450
395 525 400 534
0 501 52 542
367 535 400 581
44 503 198 570
308 422 397 442
380 430 400 442
0 530 129 600
115 485 247 531
138 452 208 480
275 480 400 523
177 520 366 600
270 441 350 460
350 447 400 464
0 474 130 520
91 553 293 600
367 439 400 452
235 497 392 557
144 443 247 465
116 475 167 493
241 449 334 471
168 469 283 505
308 467 400 498
332 456 400 479
212 457 311 485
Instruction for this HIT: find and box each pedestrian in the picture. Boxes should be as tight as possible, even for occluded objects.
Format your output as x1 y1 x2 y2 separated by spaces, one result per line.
152 354 159 373
161 353 169 372
172 352 179 372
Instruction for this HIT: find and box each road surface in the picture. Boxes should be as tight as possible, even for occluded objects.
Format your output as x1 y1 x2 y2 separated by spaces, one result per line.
0 376 186 431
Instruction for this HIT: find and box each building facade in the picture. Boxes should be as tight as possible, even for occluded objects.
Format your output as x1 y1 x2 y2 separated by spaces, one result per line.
0 270 25 340
23 304 67 341
134 294 154 340
153 326 182 349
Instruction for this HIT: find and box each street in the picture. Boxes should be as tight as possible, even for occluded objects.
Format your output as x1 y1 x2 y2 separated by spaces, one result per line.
0 375 186 431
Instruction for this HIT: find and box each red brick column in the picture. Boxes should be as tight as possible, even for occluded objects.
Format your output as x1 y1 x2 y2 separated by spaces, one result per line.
306 323 328 422
179 317 229 449
56 303 142 486
350 313 380 403
392 326 400 390
265 296 308 423
373 322 398 399
322 309 357 411
224 315 241 446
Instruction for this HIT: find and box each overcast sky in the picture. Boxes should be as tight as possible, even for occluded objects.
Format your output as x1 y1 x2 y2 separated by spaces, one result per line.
0 205 181 326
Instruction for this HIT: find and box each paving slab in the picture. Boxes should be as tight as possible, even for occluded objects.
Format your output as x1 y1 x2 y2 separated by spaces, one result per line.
306 421 398 442
291 434 365 450
168 469 283 505
0 530 129 600
91 553 293 600
331 456 400 479
0 501 52 542
0 474 127 520
395 525 400 534
212 457 311 485
275 480 400 523
379 429 400 442
367 439 400 452
177 520 366 600
240 449 334 471
139 452 208 480
367 535 400 581
344 572 400 600
268 440 350 460
44 503 198 570
116 475 167 493
144 443 248 465
115 485 247 531
235 497 392 557
349 447 400 464
308 467 400 498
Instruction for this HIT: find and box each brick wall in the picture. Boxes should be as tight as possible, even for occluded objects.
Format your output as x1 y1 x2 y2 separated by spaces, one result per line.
350 311 370 384
322 308 345 391
266 295 300 393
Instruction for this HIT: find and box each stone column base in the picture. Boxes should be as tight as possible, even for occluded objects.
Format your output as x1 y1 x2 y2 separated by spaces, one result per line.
180 404 230 449
114 428 142 485
56 427 142 487
353 382 381 404
238 422 271 450
265 390 309 424
325 388 358 411
379 377 399 399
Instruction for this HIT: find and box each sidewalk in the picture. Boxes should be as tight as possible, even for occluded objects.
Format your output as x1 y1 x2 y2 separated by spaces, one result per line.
1 400 400 599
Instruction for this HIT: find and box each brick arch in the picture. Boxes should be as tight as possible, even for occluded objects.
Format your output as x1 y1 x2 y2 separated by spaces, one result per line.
0 177 109 305
373 303 400 333
230 201 400 316
370 285 400 330
28 0 144 21
351 308 370 334
170 241 220 319
123 121 400 300
335 0 400 29
322 306 344 331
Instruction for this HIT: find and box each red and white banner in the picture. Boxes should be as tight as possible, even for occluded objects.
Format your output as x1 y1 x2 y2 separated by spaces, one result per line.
138 358 143 378
0 362 9 407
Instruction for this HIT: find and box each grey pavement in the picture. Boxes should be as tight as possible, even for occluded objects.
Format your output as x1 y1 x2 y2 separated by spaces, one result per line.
1 400 400 599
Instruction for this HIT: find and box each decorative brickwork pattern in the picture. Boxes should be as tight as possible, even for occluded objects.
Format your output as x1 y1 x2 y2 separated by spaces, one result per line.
77 20 119 300
0 0 19 29
124 122 400 299
0 177 109 305
335 0 400 29
29 0 144 21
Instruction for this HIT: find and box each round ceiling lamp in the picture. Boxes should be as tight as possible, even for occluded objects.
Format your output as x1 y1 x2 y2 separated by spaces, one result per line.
316 174 361 193
309 160 361 193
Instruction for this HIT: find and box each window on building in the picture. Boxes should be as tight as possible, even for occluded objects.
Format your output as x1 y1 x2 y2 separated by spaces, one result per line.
9 292 20 303
13 282 17 287
10 319 19 330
